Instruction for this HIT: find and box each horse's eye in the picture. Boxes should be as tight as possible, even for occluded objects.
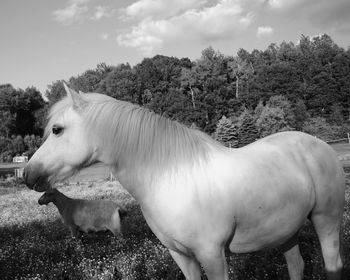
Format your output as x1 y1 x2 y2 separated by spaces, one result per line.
52 126 63 135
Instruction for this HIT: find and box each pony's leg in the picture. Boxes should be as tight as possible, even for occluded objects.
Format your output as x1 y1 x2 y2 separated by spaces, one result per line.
70 226 82 239
281 234 304 280
169 249 202 280
311 214 343 280
197 248 228 280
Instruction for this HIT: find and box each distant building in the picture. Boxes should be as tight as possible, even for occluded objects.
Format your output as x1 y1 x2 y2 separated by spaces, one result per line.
13 156 28 163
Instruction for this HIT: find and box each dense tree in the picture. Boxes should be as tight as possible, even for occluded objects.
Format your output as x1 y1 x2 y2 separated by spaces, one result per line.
11 135 25 155
23 134 42 157
70 63 113 93
45 80 66 105
293 99 308 130
134 55 191 106
15 87 46 136
180 67 198 109
0 111 15 138
302 117 338 141
1 33 350 161
266 95 295 128
98 64 138 103
0 85 45 137
0 136 11 156
256 106 292 137
329 103 344 125
227 56 254 99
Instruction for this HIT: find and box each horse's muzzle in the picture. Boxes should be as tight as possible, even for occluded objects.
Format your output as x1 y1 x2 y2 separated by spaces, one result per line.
23 164 50 192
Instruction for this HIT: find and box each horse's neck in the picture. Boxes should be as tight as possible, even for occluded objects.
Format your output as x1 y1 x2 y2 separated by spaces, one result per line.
107 128 198 200
111 165 150 201
92 103 220 200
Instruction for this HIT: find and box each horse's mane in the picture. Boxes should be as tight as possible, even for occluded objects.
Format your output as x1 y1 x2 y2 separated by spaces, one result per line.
46 93 224 173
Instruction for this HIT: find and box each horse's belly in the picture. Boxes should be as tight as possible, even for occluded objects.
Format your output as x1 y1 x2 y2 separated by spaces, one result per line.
229 229 295 253
229 204 309 253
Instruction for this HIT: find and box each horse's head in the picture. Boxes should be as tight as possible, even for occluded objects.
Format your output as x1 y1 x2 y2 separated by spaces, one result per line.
24 84 97 192
38 188 59 205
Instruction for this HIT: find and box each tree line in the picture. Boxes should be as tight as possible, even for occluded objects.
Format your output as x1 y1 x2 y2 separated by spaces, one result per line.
1 34 350 161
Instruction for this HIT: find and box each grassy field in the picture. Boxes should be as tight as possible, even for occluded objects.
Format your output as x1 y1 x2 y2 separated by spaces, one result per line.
0 143 350 279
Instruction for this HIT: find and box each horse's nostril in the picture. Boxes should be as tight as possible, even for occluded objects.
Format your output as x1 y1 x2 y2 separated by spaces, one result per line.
22 166 37 189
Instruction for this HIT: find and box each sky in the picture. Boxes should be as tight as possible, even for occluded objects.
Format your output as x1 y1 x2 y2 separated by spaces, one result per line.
0 0 350 94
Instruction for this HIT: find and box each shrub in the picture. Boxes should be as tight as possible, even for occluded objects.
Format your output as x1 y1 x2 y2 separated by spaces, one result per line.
256 106 293 138
302 117 349 141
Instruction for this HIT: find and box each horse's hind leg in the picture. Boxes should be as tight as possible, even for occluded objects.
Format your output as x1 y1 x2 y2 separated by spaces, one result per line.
311 213 343 280
282 233 304 280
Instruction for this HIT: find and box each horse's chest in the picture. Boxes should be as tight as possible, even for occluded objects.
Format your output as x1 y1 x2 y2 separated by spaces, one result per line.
141 186 236 251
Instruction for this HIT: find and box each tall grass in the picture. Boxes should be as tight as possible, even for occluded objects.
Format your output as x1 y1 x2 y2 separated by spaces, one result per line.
0 179 349 279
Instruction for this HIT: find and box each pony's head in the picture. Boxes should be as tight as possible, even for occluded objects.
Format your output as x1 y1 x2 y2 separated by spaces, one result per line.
38 188 59 205
24 84 100 192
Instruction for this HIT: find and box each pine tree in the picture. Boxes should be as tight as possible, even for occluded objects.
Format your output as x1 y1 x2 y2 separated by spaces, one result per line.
214 116 238 147
236 110 258 147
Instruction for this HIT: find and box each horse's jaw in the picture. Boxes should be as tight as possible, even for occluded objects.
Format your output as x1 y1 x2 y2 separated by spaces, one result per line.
23 161 79 192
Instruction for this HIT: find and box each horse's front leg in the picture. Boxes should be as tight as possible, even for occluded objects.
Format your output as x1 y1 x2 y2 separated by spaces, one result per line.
169 249 202 280
283 244 305 280
197 247 229 280
282 233 304 280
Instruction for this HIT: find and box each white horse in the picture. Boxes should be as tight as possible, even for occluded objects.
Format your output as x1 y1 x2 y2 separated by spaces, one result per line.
24 84 345 280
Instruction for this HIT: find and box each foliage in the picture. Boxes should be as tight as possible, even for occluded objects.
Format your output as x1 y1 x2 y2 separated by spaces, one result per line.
302 117 348 141
70 63 114 93
293 99 309 130
256 106 292 138
45 80 66 105
329 103 345 125
235 109 259 147
97 63 138 103
0 134 42 162
0 85 45 138
250 95 294 138
2 33 350 159
214 116 238 147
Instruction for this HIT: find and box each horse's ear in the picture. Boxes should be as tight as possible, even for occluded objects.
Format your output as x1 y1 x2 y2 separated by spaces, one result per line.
63 82 88 111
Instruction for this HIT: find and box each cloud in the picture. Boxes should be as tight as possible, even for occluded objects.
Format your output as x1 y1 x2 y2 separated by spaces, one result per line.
99 33 109 40
257 26 274 37
53 0 89 25
116 20 163 56
91 6 113 21
117 0 255 56
267 0 305 10
123 0 207 20
267 0 350 35
70 0 90 4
